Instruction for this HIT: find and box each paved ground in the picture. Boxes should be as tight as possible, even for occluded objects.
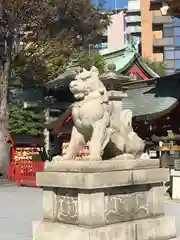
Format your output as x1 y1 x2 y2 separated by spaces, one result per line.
0 183 43 240
0 183 180 240
165 202 180 238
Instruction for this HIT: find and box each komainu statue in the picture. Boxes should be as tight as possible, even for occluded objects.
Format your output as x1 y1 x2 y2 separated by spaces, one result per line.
53 66 144 161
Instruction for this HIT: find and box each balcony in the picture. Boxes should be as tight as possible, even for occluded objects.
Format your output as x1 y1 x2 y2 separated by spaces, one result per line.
152 15 172 24
126 26 141 34
153 37 173 47
126 15 141 23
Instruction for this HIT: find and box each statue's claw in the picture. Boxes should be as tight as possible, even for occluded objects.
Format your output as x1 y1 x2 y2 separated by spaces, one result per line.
51 155 63 163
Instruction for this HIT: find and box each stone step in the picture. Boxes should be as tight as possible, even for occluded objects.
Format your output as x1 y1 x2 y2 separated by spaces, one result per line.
33 216 176 240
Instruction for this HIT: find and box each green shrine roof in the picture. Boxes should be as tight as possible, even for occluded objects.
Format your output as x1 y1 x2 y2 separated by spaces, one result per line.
46 72 180 131
100 44 159 78
45 43 159 90
123 86 178 120
122 72 180 120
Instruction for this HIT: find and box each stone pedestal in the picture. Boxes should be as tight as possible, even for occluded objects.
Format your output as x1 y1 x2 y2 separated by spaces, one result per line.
33 159 177 240
171 169 180 200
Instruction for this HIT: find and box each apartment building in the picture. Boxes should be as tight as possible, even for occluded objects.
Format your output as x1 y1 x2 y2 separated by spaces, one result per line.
140 0 168 62
140 0 180 73
107 10 127 52
96 10 127 51
162 16 180 73
126 0 141 43
126 0 180 73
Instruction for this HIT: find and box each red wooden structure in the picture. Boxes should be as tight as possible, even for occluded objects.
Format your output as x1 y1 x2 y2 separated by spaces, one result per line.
15 161 44 187
7 135 16 181
8 160 45 187
7 135 45 187
56 115 72 129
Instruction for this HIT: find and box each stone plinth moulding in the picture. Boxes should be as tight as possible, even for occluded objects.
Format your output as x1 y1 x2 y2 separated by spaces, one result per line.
32 159 177 240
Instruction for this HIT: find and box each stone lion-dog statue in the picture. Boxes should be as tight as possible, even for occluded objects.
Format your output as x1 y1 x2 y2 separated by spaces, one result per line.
53 66 144 161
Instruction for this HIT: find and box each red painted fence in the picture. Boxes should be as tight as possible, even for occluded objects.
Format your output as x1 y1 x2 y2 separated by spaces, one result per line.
8 161 45 187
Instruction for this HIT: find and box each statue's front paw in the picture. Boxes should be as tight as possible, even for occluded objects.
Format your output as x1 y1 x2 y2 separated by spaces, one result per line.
61 155 75 161
51 155 63 163
89 155 102 161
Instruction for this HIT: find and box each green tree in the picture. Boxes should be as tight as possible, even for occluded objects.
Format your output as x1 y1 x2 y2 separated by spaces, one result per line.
75 51 106 73
0 0 110 173
143 58 167 76
11 0 110 82
9 104 44 136
0 0 50 173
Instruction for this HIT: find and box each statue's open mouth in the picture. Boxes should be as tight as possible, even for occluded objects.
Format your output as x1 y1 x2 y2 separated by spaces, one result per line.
70 86 85 99
73 92 85 100
70 87 79 94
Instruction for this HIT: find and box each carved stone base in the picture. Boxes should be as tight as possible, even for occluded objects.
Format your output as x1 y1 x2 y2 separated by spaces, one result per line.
33 216 176 240
33 159 177 239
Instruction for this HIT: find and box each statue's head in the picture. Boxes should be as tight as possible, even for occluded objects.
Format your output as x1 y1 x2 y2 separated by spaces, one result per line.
69 66 100 100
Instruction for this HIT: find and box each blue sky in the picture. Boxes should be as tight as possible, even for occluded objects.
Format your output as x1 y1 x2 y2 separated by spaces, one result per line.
92 0 128 9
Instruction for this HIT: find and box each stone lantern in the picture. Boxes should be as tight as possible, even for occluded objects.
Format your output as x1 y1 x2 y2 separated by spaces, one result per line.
100 63 131 118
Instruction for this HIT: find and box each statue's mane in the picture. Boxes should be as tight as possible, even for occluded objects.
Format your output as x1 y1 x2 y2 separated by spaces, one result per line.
76 68 92 81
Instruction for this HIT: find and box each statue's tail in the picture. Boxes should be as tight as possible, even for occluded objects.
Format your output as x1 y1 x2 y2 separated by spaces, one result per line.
119 109 133 133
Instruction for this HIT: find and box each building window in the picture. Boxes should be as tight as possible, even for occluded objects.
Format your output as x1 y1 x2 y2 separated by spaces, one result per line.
165 59 175 67
163 28 174 38
164 23 172 28
174 27 180 37
164 50 174 60
164 46 174 51
175 50 180 59
175 37 180 46
167 69 175 73
175 60 180 69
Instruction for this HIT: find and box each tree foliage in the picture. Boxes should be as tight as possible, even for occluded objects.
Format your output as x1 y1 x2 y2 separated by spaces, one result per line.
143 58 167 76
7 0 110 84
76 51 106 74
5 0 109 136
9 104 44 135
41 0 110 46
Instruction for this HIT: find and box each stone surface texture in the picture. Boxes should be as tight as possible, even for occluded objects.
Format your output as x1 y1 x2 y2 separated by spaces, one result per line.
52 66 144 162
37 160 168 189
33 216 176 240
171 170 180 200
33 159 177 240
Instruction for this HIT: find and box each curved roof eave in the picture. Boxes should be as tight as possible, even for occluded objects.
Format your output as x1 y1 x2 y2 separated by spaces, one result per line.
101 47 159 78
99 47 126 58
134 100 179 121
136 56 159 78
122 84 179 121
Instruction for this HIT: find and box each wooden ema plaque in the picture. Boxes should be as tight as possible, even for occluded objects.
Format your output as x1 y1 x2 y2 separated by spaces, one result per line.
158 145 180 151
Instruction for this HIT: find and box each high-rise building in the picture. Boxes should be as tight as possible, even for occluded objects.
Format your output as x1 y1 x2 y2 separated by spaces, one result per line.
107 11 127 51
163 17 180 73
142 0 180 73
126 0 141 43
95 10 127 51
140 0 170 62
126 0 180 73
